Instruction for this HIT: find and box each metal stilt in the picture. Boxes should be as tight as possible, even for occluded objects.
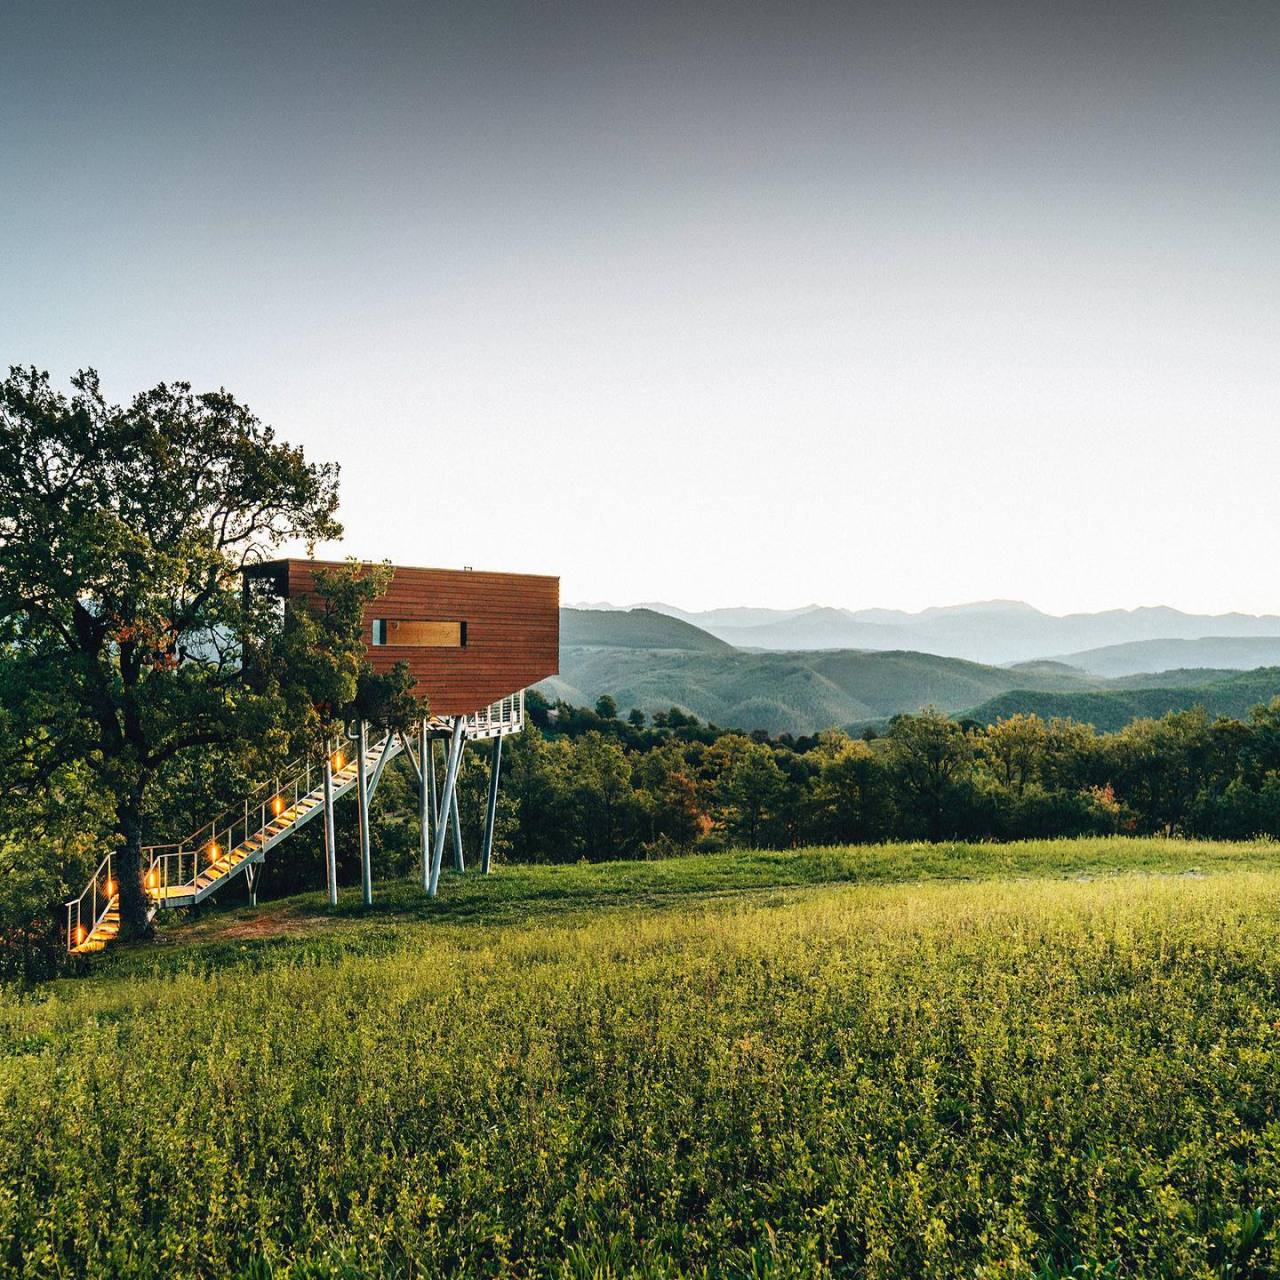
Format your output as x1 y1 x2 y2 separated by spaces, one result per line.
429 738 440 829
427 721 437 890
356 719 372 906
428 719 466 897
323 745 337 906
366 729 396 804
245 861 259 907
482 735 503 874
452 740 465 873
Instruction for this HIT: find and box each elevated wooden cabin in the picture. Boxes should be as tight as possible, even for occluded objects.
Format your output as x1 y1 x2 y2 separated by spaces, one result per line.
243 559 559 715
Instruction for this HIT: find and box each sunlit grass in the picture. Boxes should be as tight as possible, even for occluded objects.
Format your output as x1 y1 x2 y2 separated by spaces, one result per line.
4 839 1280 1276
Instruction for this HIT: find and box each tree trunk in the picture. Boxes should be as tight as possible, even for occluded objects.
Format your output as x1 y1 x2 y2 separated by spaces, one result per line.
115 793 153 941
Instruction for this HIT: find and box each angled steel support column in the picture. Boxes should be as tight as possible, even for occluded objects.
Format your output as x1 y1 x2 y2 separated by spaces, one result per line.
367 729 396 804
323 744 337 907
482 736 503 874
451 739 466 873
245 860 259 908
356 719 372 907
428 718 466 897
419 718 431 892
429 738 440 828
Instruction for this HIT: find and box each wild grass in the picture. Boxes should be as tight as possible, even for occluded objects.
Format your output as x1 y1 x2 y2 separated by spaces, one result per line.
3 838 1280 1276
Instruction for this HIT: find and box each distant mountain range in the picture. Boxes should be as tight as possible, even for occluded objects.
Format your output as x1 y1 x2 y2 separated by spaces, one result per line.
545 605 1280 735
570 599 1280 666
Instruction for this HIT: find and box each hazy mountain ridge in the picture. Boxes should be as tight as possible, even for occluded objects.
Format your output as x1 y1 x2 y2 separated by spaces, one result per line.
631 600 1280 664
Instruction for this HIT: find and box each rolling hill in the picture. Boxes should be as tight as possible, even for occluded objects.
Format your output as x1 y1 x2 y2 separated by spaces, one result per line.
547 609 1280 736
559 607 734 653
965 668 1280 733
1049 637 1280 677
542 638 1095 736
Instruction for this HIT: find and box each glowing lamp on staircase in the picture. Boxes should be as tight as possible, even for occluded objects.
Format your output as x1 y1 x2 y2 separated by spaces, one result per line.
272 795 285 817
207 840 220 862
73 925 86 945
146 867 159 890
331 750 344 771
103 879 117 898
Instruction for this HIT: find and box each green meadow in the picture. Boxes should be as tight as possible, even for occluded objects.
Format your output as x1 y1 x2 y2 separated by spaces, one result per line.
5 838 1280 1278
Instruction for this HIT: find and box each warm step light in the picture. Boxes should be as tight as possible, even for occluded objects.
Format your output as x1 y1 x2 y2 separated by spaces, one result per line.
73 925 86 944
103 879 116 898
207 840 220 860
271 795 285 817
145 867 159 889
331 751 344 770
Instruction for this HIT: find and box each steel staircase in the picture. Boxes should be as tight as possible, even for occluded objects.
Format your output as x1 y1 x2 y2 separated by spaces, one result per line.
66 732 404 955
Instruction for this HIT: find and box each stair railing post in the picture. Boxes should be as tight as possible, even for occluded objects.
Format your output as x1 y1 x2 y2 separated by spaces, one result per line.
356 719 373 907
323 743 337 907
482 735 503 874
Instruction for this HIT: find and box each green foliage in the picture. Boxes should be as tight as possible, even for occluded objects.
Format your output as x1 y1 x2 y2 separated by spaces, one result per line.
885 706 972 838
711 735 788 848
0 764 114 981
8 845 1280 1275
0 366 349 936
493 698 1280 862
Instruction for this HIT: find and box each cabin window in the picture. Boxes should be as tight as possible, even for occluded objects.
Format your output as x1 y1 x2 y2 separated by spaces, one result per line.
372 619 466 647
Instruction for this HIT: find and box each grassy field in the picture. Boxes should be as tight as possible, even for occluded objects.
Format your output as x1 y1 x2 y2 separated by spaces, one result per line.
4 838 1280 1277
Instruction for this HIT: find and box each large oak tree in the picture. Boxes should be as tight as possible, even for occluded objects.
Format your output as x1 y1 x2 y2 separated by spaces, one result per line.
0 366 364 938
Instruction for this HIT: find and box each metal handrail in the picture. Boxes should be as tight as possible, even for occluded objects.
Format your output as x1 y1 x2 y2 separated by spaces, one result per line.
65 850 115 950
465 690 524 735
180 750 322 852
142 743 377 900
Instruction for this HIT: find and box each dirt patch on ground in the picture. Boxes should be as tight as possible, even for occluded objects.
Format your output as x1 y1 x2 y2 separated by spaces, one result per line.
206 909 331 941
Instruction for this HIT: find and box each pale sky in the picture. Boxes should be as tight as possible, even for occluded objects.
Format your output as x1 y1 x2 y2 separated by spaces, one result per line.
3 1 1278 615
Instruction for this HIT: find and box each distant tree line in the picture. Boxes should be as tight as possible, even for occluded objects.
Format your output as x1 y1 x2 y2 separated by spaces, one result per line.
485 690 1280 860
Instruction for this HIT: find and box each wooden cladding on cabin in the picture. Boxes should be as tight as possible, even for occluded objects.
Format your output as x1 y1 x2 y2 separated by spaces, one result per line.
245 559 559 715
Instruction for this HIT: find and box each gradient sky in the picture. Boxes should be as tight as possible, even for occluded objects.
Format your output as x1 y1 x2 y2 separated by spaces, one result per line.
3 1 1278 614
